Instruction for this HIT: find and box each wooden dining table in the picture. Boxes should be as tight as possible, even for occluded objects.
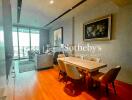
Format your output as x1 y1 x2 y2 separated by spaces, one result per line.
58 57 107 89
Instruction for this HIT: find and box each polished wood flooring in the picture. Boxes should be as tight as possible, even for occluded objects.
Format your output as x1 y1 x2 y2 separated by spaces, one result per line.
14 61 132 100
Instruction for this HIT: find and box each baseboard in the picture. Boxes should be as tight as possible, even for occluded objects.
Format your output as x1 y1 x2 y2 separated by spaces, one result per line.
36 66 53 71
5 61 15 100
0 96 7 100
0 88 4 97
0 76 8 98
0 87 7 99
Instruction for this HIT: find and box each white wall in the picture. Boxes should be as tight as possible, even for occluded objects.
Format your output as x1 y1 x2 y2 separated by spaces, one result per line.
74 2 132 84
49 1 132 84
49 18 73 45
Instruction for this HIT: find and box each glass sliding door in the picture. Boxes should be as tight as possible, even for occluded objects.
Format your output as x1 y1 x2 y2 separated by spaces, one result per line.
19 28 30 59
12 27 40 59
30 29 40 51
12 27 19 59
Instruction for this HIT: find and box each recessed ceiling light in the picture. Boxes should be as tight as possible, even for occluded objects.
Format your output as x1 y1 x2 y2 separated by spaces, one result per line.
50 0 54 4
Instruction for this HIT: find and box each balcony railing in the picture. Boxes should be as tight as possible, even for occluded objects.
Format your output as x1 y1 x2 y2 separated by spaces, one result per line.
13 46 39 59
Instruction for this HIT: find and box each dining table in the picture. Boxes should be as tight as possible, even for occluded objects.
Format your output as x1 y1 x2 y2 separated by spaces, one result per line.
58 57 107 89
58 57 107 72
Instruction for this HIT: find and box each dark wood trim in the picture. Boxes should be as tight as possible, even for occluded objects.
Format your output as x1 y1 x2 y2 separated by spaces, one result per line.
72 0 86 9
17 27 20 59
17 0 22 23
29 28 31 51
45 9 71 27
72 17 75 55
45 0 87 27
61 27 63 44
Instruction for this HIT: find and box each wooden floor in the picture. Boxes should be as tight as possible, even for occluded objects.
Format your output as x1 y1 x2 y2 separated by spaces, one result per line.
14 61 132 100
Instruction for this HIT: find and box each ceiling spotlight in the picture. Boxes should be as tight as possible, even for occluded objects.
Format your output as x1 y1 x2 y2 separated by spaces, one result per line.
50 0 54 4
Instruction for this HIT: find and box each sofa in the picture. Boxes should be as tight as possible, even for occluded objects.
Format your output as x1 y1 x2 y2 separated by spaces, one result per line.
35 53 53 70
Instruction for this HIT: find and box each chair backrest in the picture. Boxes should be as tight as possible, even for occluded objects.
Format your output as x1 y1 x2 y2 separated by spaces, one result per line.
64 62 82 80
53 52 63 64
88 57 101 63
102 66 121 83
58 54 65 58
57 59 66 72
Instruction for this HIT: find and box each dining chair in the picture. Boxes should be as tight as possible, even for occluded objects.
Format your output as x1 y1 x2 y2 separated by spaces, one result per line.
57 54 66 80
80 57 101 78
91 66 121 95
57 59 66 80
85 57 101 75
88 57 101 63
64 62 84 95
53 51 63 65
58 54 65 58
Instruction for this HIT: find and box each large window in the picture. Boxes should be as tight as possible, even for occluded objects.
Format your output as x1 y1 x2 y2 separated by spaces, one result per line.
12 27 40 59
19 28 30 58
30 29 39 51
12 27 19 59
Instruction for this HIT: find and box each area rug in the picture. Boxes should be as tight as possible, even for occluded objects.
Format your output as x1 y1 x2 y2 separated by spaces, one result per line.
19 60 35 73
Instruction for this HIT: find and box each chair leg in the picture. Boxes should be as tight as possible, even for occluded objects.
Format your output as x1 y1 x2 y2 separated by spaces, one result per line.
112 82 117 95
105 84 109 96
65 75 68 84
98 82 101 96
58 71 61 79
58 71 62 80
64 74 67 83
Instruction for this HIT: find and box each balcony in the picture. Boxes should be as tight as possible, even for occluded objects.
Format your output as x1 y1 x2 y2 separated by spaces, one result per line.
13 46 39 59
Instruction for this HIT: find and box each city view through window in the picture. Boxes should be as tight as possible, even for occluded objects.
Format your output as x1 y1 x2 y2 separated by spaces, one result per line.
12 27 40 59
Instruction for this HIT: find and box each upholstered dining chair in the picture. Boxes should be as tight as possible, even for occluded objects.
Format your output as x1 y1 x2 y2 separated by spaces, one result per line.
57 59 67 80
64 62 84 95
57 54 66 80
84 57 101 75
79 57 101 77
53 51 63 65
91 66 121 95
89 57 101 74
58 54 65 58
88 57 101 63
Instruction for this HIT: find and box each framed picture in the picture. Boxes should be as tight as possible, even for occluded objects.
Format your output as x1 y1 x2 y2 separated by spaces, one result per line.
54 27 63 46
83 15 111 41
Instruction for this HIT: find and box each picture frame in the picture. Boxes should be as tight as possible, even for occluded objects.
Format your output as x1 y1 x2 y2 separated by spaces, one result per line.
53 27 63 47
83 15 111 41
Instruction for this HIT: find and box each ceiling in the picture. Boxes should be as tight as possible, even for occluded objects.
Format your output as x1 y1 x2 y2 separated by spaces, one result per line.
11 0 82 28
0 1 3 26
9 0 132 29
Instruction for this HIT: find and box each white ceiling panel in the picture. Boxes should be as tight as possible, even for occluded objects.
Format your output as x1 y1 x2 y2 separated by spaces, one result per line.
18 0 81 28
0 1 3 26
11 0 17 25
11 0 131 28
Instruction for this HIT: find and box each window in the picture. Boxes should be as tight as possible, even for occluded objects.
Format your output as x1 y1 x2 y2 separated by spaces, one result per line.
12 27 40 59
30 29 40 51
